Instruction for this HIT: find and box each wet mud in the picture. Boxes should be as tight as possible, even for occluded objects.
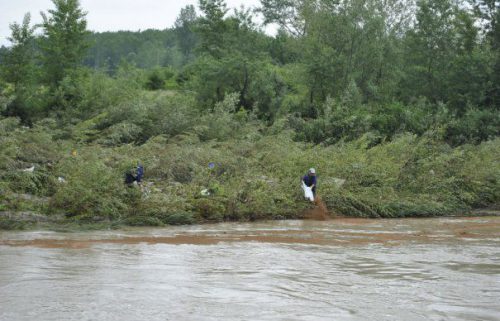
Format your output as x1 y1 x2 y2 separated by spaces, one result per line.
1 217 498 249
303 196 331 220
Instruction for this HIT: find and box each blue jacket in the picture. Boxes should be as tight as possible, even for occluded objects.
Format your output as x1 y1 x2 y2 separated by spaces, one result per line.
303 175 317 194
136 165 144 182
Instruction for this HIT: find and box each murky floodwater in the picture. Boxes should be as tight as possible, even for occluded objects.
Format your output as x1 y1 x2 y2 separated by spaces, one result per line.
1 217 499 321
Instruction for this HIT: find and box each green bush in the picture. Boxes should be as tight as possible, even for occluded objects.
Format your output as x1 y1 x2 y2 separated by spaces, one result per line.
146 71 164 90
101 92 198 143
145 67 176 91
122 216 163 226
49 152 129 221
0 217 27 230
4 170 55 196
96 122 143 146
193 197 227 222
445 108 500 146
0 117 20 133
194 93 244 141
164 212 195 225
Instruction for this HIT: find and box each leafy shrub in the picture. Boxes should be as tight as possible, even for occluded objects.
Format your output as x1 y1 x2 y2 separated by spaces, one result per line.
0 117 20 134
96 122 143 146
0 217 27 230
445 108 500 146
380 200 450 217
371 102 428 137
49 153 129 221
101 92 198 143
193 197 227 222
291 98 371 144
194 93 243 141
145 67 175 91
163 212 195 225
122 216 163 226
135 192 191 219
146 71 165 90
4 170 56 196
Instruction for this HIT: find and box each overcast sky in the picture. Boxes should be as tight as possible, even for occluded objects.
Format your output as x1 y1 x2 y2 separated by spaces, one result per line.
0 0 265 46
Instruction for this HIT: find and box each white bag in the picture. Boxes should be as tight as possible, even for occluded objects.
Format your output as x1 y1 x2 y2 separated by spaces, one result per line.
302 182 315 202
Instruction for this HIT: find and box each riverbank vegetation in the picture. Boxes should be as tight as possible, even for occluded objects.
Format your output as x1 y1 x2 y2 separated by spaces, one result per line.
0 0 499 229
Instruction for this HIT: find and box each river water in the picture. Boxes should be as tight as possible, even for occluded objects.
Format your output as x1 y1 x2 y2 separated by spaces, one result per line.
1 217 499 321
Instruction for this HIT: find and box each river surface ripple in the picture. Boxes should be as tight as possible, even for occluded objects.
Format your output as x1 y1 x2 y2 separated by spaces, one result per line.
1 217 499 321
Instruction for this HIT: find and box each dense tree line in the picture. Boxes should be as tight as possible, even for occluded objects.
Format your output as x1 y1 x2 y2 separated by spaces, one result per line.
0 0 499 145
84 29 181 71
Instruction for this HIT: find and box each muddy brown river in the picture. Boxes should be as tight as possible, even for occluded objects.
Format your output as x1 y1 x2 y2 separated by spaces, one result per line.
1 217 499 321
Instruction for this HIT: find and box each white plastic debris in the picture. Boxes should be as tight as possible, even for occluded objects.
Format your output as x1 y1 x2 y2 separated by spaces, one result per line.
332 178 346 187
302 182 314 202
22 166 35 172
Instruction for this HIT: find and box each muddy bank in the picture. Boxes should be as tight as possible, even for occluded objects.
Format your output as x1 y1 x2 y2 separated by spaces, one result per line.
1 202 499 231
2 216 499 249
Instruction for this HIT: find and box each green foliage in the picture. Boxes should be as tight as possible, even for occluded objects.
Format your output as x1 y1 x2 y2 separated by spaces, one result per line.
4 171 55 197
84 29 182 71
40 0 90 87
96 122 143 146
197 0 229 58
52 68 140 118
146 71 164 90
194 93 245 141
145 68 176 91
133 190 192 221
445 108 500 146
1 14 44 123
1 110 499 228
49 152 130 221
193 197 227 222
0 217 27 230
1 13 37 87
0 0 499 229
164 213 195 225
175 5 198 63
121 216 163 227
101 92 198 143
0 116 20 134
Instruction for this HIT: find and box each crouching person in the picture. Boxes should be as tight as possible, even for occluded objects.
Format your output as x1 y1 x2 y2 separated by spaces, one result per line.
124 162 144 188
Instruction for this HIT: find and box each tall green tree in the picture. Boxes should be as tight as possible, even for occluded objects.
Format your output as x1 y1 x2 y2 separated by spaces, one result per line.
175 5 199 64
402 0 458 103
1 13 37 87
445 7 491 110
40 0 90 86
185 0 281 115
472 0 500 107
471 0 499 38
490 2 500 108
280 0 406 107
259 0 309 36
197 0 229 58
1 13 39 121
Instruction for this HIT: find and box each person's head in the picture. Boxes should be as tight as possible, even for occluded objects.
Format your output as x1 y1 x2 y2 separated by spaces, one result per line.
308 168 316 176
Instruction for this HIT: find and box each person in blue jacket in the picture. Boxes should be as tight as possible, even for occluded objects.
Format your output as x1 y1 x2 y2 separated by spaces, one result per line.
136 162 144 185
302 168 317 197
124 162 144 187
